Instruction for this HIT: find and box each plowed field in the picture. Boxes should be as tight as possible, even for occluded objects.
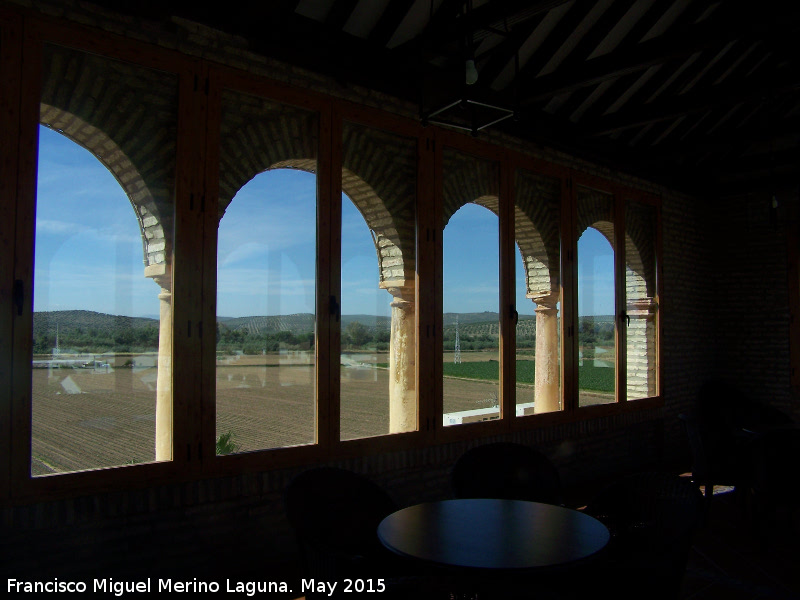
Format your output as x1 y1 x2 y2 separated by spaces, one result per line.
31 352 611 475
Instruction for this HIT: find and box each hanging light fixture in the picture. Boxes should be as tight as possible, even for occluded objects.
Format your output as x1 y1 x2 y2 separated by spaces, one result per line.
464 0 478 85
420 0 517 136
465 58 478 85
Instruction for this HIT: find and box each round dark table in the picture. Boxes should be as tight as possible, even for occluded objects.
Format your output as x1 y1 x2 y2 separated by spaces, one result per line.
377 499 610 572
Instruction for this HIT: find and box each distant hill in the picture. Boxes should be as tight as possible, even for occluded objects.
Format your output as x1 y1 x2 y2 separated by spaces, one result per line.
33 310 614 340
33 310 159 336
218 313 391 335
219 313 316 335
443 312 502 326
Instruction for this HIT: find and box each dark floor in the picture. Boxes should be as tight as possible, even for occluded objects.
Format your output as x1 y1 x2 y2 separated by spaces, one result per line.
681 485 799 600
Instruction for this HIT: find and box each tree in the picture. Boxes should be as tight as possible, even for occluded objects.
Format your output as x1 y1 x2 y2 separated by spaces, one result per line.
345 321 370 347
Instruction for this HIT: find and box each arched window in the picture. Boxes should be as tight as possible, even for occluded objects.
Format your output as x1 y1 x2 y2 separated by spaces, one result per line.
442 148 500 427
30 41 179 475
514 169 562 415
339 120 418 441
32 126 164 474
216 168 317 453
215 88 320 454
577 186 616 407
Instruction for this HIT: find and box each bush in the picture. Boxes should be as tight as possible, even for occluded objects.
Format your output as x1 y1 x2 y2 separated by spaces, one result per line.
216 431 240 455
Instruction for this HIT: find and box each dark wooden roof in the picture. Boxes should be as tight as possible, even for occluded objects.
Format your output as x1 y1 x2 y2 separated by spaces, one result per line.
94 0 800 198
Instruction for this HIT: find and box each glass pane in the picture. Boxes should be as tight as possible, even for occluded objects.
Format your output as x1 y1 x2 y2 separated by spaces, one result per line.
515 170 561 415
340 122 417 441
577 186 616 407
625 200 658 400
216 90 318 453
32 45 178 474
442 148 500 426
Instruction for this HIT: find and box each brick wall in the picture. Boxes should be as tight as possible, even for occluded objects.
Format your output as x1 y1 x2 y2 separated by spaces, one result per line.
711 194 795 417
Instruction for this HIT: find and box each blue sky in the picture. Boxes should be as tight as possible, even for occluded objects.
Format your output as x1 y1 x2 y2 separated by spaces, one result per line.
35 125 615 318
34 126 162 317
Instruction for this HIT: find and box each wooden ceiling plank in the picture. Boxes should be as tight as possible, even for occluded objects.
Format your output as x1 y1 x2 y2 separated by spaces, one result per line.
548 0 637 81
679 94 800 171
513 0 774 106
514 2 592 81
393 0 574 60
325 0 361 30
562 0 683 125
393 0 464 58
587 65 800 136
465 0 574 41
554 85 599 122
617 0 677 48
476 12 548 89
571 70 643 124
369 0 417 47
653 103 771 166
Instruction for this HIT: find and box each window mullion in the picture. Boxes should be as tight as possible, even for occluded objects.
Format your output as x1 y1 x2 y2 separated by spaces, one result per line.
2 10 24 500
561 175 578 413
499 154 515 427
318 104 339 449
614 189 627 404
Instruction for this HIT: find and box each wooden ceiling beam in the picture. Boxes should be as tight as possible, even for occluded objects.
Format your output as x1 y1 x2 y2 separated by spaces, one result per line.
394 0 572 58
714 147 800 176
507 0 591 91
325 0 360 30
561 0 689 125
513 4 791 106
586 65 800 137
474 13 548 89
368 0 417 47
546 0 637 82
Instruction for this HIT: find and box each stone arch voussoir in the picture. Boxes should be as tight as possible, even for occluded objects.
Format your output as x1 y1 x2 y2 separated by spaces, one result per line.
624 206 657 301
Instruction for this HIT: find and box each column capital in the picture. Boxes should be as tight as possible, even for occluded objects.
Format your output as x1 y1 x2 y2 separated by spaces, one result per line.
387 285 414 306
530 290 559 311
144 261 172 293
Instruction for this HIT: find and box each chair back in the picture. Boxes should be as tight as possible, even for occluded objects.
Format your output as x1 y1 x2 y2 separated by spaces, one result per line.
284 467 398 585
451 442 563 505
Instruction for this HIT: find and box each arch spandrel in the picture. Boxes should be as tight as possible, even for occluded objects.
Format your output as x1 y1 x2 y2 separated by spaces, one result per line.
39 44 178 271
218 105 418 289
624 201 657 300
515 170 561 299
341 122 416 288
576 186 615 246
442 149 500 226
218 90 319 217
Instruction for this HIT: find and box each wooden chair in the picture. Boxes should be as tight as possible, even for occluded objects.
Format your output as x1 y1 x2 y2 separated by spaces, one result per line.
284 467 400 597
451 442 564 505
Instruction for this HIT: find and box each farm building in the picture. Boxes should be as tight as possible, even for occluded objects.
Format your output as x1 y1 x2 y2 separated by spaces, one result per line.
1 0 798 595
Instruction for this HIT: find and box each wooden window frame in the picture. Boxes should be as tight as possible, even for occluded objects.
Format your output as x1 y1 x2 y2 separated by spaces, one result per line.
1 8 663 502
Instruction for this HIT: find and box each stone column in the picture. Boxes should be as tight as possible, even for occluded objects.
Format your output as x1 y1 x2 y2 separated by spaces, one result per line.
626 297 657 399
532 291 560 414
145 263 172 461
387 286 416 433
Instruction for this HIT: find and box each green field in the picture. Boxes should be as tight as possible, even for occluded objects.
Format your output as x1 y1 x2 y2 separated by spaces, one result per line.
441 359 614 393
